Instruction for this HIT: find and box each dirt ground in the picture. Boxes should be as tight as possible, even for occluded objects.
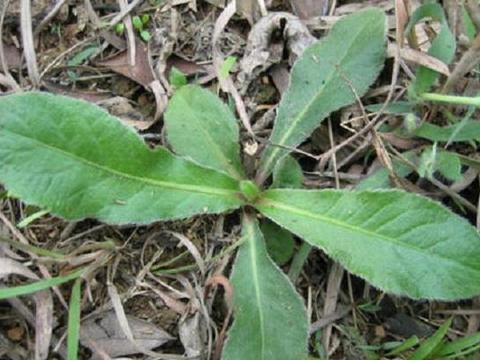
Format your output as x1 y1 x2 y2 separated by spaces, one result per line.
1 0 480 359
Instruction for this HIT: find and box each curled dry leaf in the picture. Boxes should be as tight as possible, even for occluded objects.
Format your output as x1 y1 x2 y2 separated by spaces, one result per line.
80 310 173 359
238 12 316 92
0 258 53 360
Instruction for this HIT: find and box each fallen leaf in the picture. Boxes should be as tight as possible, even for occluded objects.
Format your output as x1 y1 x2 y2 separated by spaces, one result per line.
388 44 451 76
0 258 53 360
2 44 21 70
97 97 154 130
80 311 173 359
96 41 155 88
7 326 25 341
178 312 205 358
43 82 112 103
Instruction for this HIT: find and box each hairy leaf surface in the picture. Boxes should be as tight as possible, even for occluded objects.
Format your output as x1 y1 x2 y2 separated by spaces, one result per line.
258 8 386 179
164 85 245 179
256 189 480 299
223 214 308 360
0 93 244 224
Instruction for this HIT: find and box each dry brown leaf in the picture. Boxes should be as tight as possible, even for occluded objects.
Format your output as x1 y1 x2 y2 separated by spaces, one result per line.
166 55 206 76
43 82 111 102
80 310 173 359
97 42 155 88
2 44 21 70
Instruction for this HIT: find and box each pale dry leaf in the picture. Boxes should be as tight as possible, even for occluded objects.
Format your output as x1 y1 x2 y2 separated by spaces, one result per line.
238 12 315 92
335 0 394 15
0 258 53 360
178 312 205 358
20 0 40 87
213 0 254 136
164 231 206 276
290 0 329 19
395 0 409 46
80 310 173 359
388 44 451 76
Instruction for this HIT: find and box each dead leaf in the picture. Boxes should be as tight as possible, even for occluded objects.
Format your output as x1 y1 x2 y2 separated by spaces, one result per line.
0 258 53 360
166 55 206 76
388 44 451 76
335 0 394 15
238 12 316 92
97 42 155 88
2 44 21 70
80 311 173 359
290 0 329 19
97 97 154 131
178 312 205 358
43 82 112 103
7 326 25 342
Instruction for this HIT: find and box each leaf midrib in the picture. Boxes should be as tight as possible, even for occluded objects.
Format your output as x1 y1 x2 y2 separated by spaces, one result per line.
3 129 240 198
246 221 266 359
261 15 379 175
259 197 480 274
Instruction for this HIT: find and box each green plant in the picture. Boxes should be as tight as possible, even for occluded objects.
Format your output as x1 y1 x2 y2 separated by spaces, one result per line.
1 8 480 359
115 15 151 41
132 14 151 42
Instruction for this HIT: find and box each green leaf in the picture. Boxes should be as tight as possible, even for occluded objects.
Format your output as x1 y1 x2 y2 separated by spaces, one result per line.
385 336 420 356
408 318 452 360
223 214 308 360
239 180 260 202
0 92 244 224
406 3 456 95
169 67 187 89
17 209 49 228
261 219 295 265
164 85 245 179
463 6 477 41
272 155 304 189
418 146 462 182
365 101 414 115
220 56 237 80
67 278 82 360
414 119 480 143
0 269 84 300
140 30 151 42
356 152 417 190
132 16 143 31
258 8 386 179
255 189 480 300
435 331 480 357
